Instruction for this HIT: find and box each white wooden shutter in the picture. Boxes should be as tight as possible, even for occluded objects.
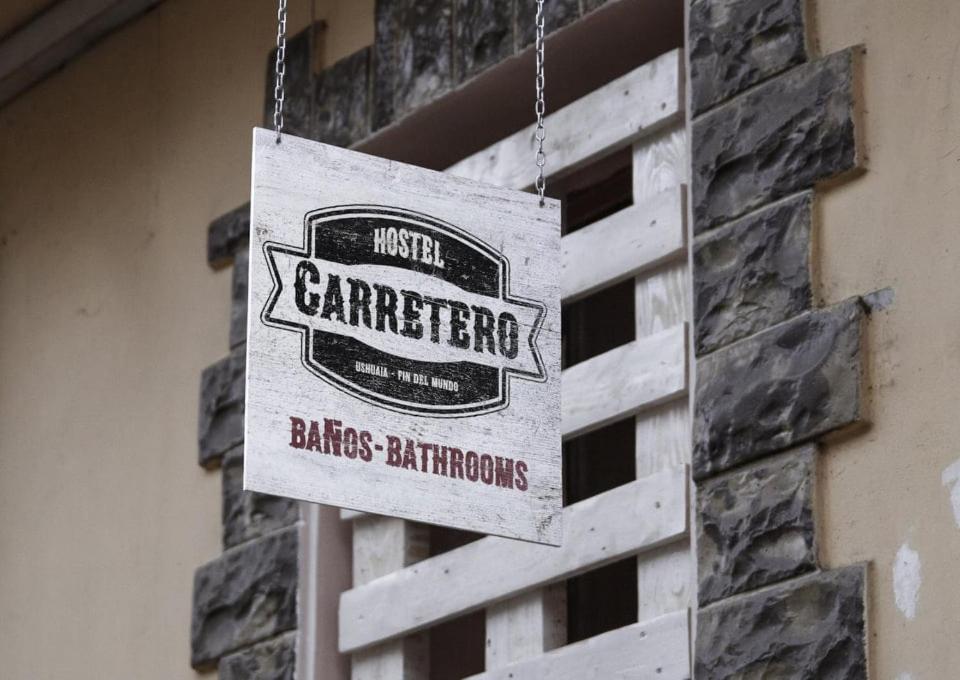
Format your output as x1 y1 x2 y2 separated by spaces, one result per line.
338 48 692 680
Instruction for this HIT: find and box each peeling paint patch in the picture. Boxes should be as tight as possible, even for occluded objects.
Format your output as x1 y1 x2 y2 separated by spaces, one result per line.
862 286 895 312
893 543 921 620
941 459 960 527
895 673 913 680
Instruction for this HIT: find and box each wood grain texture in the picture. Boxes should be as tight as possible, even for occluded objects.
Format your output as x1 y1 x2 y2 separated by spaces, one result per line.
635 263 690 340
632 128 690 339
466 610 691 680
246 128 563 544
353 516 429 586
351 516 430 680
485 585 566 670
561 187 687 303
339 466 688 652
635 400 691 478
446 50 683 190
631 118 693 633
637 540 691 623
632 125 688 205
561 325 687 441
340 54 694 677
352 638 429 680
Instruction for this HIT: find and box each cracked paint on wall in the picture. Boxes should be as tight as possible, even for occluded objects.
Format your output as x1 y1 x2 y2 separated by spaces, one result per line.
941 459 960 527
893 543 921 620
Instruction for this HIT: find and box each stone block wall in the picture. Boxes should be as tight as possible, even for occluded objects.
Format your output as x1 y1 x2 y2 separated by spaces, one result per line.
191 240 302 674
688 0 871 676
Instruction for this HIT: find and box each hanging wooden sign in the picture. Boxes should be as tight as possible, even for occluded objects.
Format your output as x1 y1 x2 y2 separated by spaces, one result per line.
244 128 562 544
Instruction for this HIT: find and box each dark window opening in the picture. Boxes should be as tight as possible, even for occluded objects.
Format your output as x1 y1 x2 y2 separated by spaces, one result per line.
554 139 641 651
428 609 486 680
559 150 636 370
564 417 635 506
562 279 635 368
557 147 634 235
429 524 483 557
566 557 638 644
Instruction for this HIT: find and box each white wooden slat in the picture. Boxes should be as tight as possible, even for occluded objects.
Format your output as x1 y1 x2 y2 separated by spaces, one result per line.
635 262 690 340
561 324 686 441
351 517 430 680
466 61 694 655
352 516 429 587
631 123 693 634
467 610 690 680
345 54 693 677
632 125 688 205
635 226 687 477
635 398 690 478
636 541 691 623
632 125 690 339
446 49 683 190
327 182 698 532
351 638 429 680
339 466 688 653
631 119 692 618
485 585 566 670
635 403 690 621
561 187 687 303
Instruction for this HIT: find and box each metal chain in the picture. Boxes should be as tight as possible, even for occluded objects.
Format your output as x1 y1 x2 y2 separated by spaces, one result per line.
273 0 288 144
534 0 547 206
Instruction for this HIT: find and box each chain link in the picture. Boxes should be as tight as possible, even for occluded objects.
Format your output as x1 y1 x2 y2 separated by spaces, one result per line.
534 0 547 206
273 0 288 144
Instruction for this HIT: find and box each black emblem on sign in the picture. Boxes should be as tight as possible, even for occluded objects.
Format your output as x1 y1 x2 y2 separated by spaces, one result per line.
262 205 547 417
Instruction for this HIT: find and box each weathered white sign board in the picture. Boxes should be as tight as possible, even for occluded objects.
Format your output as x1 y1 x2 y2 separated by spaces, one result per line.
244 128 562 544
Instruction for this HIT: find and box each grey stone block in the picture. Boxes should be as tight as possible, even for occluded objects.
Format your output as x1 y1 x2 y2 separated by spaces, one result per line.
698 446 817 606
689 0 808 115
218 631 297 680
694 192 813 355
692 48 860 234
693 298 864 480
516 0 580 49
230 248 249 350
191 526 299 669
696 566 867 679
208 203 250 268
223 446 300 549
314 48 372 147
454 0 514 82
372 0 400 129
263 26 314 139
373 0 454 128
198 346 245 469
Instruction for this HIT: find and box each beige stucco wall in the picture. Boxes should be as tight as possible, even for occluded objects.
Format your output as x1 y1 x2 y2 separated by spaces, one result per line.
0 1 371 678
815 0 960 677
